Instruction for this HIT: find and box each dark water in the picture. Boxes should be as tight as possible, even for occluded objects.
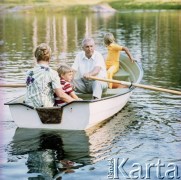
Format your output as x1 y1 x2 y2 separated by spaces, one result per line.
0 10 181 180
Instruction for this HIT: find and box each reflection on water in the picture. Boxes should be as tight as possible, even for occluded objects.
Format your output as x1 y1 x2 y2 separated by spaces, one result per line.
9 129 91 179
0 11 181 87
0 10 181 180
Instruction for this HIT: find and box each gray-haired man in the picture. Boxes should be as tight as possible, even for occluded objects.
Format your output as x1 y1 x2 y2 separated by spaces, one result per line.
72 38 108 99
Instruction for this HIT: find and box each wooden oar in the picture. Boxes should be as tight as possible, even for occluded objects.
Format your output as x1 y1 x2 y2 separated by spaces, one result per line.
1 77 181 95
0 84 26 88
89 76 181 95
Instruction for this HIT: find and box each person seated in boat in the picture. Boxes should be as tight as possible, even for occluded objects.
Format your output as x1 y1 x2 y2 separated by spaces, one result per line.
54 63 82 106
25 43 74 108
104 33 134 89
72 37 108 100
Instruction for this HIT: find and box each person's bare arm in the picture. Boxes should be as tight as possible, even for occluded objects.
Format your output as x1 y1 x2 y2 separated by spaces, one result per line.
55 88 74 103
69 91 82 100
122 46 134 63
84 66 101 79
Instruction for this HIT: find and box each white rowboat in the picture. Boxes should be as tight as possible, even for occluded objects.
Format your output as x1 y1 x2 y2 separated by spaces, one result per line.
5 55 143 130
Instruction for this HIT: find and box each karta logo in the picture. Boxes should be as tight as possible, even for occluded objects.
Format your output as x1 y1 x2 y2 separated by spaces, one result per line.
107 158 180 179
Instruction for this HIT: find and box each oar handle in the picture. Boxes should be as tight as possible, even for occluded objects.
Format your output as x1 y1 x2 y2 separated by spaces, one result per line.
0 84 26 87
89 76 181 95
131 83 181 95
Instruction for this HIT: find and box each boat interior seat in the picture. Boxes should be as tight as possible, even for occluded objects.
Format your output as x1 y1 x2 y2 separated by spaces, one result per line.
103 88 130 96
76 87 130 100
76 93 92 99
9 95 24 103
113 68 130 81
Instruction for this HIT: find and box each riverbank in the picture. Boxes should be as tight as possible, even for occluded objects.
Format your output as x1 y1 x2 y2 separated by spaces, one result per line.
0 0 181 13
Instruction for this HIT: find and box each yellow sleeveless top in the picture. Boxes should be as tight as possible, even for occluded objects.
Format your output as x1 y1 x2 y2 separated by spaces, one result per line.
105 43 123 67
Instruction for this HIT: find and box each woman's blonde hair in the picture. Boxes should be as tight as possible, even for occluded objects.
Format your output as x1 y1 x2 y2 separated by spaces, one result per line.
34 43 51 62
57 63 73 77
104 33 115 46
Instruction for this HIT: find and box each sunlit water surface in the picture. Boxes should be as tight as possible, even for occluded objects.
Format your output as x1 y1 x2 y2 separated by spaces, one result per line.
0 10 181 180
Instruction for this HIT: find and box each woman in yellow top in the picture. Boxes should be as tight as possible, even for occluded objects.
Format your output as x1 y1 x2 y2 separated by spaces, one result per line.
104 33 134 88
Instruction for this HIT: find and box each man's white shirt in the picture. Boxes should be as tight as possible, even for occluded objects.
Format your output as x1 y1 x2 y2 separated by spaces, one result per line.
72 50 107 79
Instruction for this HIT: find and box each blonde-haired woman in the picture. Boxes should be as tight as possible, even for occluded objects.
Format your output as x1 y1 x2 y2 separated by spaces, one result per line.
25 43 74 107
104 33 134 88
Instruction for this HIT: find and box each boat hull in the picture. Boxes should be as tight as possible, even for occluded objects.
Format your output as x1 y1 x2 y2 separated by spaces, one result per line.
8 91 131 130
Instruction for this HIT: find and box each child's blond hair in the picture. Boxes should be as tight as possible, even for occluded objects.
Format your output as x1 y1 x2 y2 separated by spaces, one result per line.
57 63 73 77
104 33 115 46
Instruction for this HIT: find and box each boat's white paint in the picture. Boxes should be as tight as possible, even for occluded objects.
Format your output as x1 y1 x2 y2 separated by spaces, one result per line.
87 92 131 129
9 105 41 127
8 91 131 130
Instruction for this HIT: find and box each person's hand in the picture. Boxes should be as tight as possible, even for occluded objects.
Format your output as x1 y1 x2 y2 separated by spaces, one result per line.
78 98 83 100
131 58 135 63
83 73 91 79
